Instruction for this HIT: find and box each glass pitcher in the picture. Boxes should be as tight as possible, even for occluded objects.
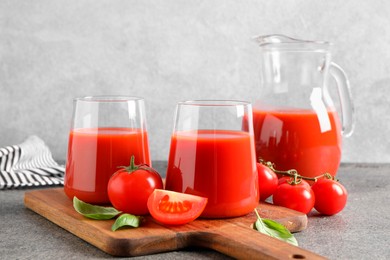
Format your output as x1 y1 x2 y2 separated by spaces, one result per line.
252 34 354 179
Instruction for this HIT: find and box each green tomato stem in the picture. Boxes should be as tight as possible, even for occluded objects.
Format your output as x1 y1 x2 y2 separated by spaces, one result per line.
119 155 160 176
118 155 139 174
259 158 338 184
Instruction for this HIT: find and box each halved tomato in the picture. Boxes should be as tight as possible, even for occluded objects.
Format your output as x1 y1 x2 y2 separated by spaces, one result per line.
147 189 208 225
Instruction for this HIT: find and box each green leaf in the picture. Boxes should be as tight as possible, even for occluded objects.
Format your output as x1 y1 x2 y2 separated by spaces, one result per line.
73 197 122 220
111 213 141 231
253 209 298 246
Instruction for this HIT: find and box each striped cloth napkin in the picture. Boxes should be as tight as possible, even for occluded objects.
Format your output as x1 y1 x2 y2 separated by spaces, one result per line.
0 136 65 189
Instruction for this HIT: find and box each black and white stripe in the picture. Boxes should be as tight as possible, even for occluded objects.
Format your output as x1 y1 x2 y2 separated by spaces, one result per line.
0 136 64 190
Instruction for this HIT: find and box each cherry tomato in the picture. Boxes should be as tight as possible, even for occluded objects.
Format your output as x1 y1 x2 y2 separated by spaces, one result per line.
147 189 208 225
107 156 163 215
273 181 315 214
256 163 278 201
311 178 348 215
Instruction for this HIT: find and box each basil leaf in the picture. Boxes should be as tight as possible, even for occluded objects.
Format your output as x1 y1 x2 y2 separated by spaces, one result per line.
73 197 122 220
111 213 141 231
253 209 298 246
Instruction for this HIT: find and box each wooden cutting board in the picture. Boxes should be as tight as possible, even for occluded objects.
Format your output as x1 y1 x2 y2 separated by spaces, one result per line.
24 188 325 259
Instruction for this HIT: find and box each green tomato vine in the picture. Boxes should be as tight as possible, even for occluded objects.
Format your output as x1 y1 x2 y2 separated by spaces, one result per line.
258 158 338 185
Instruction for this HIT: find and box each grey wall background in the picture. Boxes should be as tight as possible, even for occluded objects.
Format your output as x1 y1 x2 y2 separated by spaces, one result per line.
1 0 389 163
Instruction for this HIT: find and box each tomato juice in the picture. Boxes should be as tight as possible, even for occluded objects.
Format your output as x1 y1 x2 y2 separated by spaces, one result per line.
253 109 342 179
165 129 259 218
64 127 150 204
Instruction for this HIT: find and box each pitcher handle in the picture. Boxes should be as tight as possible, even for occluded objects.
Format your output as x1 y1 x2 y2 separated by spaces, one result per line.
329 62 354 137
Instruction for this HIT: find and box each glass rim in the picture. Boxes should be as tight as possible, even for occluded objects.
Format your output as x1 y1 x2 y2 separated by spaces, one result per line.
253 34 333 52
73 95 145 102
177 100 251 107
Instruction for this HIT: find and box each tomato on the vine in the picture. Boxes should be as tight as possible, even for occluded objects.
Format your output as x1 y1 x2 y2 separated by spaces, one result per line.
273 181 315 214
311 178 348 215
107 156 163 215
147 189 208 225
256 163 278 201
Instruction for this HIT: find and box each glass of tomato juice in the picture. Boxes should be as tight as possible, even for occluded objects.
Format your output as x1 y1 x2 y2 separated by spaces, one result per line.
64 96 151 204
165 100 259 218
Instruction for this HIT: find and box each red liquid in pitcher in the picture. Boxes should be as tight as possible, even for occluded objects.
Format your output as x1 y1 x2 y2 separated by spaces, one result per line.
253 109 342 179
165 129 259 218
64 127 150 204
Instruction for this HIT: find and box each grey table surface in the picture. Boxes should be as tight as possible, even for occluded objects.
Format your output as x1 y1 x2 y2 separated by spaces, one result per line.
1 162 389 260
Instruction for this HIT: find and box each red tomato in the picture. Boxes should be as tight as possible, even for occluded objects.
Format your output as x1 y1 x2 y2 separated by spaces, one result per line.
107 157 163 215
147 189 208 225
256 163 278 201
273 182 315 214
311 178 348 215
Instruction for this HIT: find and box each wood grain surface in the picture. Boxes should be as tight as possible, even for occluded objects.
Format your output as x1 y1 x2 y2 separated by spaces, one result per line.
24 188 325 259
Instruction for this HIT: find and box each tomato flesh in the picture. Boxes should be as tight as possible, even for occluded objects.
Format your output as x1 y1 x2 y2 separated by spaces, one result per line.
158 195 193 213
147 189 207 225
